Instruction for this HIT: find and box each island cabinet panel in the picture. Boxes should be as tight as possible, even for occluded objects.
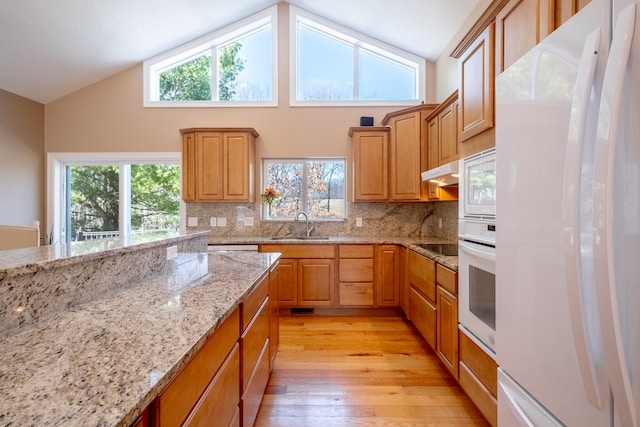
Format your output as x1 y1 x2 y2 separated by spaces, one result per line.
240 273 271 426
268 262 280 368
153 307 240 427
182 344 240 427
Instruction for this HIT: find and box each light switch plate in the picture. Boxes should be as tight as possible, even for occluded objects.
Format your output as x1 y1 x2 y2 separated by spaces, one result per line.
244 217 254 226
187 217 198 227
210 217 217 227
166 245 178 260
217 217 227 227
356 217 363 227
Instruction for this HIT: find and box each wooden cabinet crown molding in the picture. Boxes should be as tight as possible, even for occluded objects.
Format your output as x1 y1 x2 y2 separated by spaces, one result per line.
450 0 511 58
348 126 390 136
381 103 438 126
426 90 459 122
179 127 259 138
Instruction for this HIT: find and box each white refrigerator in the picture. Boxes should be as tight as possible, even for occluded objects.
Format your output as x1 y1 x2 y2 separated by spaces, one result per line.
495 0 640 425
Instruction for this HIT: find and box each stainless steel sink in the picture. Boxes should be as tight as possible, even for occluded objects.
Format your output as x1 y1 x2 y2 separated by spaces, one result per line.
269 236 330 241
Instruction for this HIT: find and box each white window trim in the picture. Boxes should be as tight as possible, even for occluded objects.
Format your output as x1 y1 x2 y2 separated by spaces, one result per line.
143 6 278 107
289 5 425 107
47 152 182 244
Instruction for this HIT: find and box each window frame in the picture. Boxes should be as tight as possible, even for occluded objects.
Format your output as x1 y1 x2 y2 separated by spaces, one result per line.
262 157 347 221
47 152 183 244
289 5 425 107
143 6 278 107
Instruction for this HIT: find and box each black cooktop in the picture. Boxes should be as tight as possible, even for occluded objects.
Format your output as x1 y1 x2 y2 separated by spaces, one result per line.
417 243 458 256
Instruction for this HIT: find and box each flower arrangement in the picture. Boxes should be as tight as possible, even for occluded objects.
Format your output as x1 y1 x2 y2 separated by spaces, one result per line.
260 187 281 204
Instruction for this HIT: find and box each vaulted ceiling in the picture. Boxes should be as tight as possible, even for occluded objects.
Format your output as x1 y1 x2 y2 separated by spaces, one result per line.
0 0 480 104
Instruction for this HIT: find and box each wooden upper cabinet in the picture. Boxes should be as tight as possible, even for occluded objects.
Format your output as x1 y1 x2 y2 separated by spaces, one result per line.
556 0 592 28
438 100 459 165
381 104 436 201
458 23 495 145
349 127 390 201
496 0 554 74
180 128 257 202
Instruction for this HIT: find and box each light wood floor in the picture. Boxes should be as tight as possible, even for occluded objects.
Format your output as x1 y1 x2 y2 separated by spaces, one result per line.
255 315 490 426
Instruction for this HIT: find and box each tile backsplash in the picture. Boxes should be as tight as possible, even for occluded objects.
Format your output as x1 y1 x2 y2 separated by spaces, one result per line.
186 201 458 241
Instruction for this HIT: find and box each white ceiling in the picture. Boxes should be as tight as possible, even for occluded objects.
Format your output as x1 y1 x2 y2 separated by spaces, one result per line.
0 0 480 104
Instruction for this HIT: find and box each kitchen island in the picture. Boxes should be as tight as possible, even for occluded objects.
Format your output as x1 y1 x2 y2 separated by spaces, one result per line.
0 232 280 426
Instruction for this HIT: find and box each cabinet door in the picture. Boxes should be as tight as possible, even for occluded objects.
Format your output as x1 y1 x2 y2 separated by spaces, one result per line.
556 0 592 28
399 247 409 315
496 0 552 75
223 132 252 201
438 102 458 165
352 130 389 201
297 259 334 306
436 286 459 379
376 245 399 306
458 24 495 143
276 259 297 308
427 116 439 171
196 132 224 200
408 250 436 303
181 133 197 201
389 112 421 200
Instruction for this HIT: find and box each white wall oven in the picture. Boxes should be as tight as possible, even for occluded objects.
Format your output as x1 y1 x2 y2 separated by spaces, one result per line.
458 148 496 357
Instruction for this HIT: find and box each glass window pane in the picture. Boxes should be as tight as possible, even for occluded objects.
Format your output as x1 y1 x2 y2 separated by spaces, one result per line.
130 165 181 235
297 25 353 100
265 162 303 218
159 53 212 101
69 165 120 241
220 27 273 101
359 49 416 100
307 160 345 218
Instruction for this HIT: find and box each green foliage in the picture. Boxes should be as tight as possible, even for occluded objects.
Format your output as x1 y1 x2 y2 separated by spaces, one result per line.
70 165 180 239
218 42 245 101
159 55 212 101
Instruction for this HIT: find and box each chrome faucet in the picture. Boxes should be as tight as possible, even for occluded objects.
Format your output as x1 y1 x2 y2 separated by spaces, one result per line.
295 211 314 237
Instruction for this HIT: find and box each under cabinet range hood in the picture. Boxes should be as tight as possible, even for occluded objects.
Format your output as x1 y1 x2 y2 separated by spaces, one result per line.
420 160 459 186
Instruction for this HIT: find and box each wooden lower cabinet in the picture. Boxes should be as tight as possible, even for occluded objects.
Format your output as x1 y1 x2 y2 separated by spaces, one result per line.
241 340 270 427
459 330 498 427
153 308 240 427
376 245 399 306
409 286 437 349
259 245 335 308
269 262 280 368
338 245 375 306
436 287 458 379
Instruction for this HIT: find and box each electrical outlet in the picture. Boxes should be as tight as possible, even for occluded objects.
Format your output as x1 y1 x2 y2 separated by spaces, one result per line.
244 217 254 226
166 245 178 260
210 217 217 227
356 217 363 227
438 218 443 229
217 217 227 227
187 217 198 227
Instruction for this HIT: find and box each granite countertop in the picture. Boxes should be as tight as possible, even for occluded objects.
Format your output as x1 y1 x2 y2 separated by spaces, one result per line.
0 250 280 427
207 236 459 271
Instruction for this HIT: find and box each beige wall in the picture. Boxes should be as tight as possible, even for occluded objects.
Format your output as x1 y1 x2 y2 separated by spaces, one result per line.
434 0 493 102
0 89 44 226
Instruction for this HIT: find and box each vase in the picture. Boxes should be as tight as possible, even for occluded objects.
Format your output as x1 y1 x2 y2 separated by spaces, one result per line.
267 202 272 218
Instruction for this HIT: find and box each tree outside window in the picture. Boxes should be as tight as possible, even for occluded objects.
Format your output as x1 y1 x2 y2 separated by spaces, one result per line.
263 159 345 220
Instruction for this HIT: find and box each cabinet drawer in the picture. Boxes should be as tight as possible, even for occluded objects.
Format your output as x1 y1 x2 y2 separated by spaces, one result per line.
409 250 436 302
459 330 497 397
409 286 436 349
260 244 335 259
339 283 374 306
242 273 269 331
338 244 374 258
339 258 374 282
436 264 457 295
183 344 240 427
156 308 240 427
459 362 497 427
241 297 270 392
241 339 270 427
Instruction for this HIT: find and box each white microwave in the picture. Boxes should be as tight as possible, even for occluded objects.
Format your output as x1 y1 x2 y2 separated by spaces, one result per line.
459 148 496 219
